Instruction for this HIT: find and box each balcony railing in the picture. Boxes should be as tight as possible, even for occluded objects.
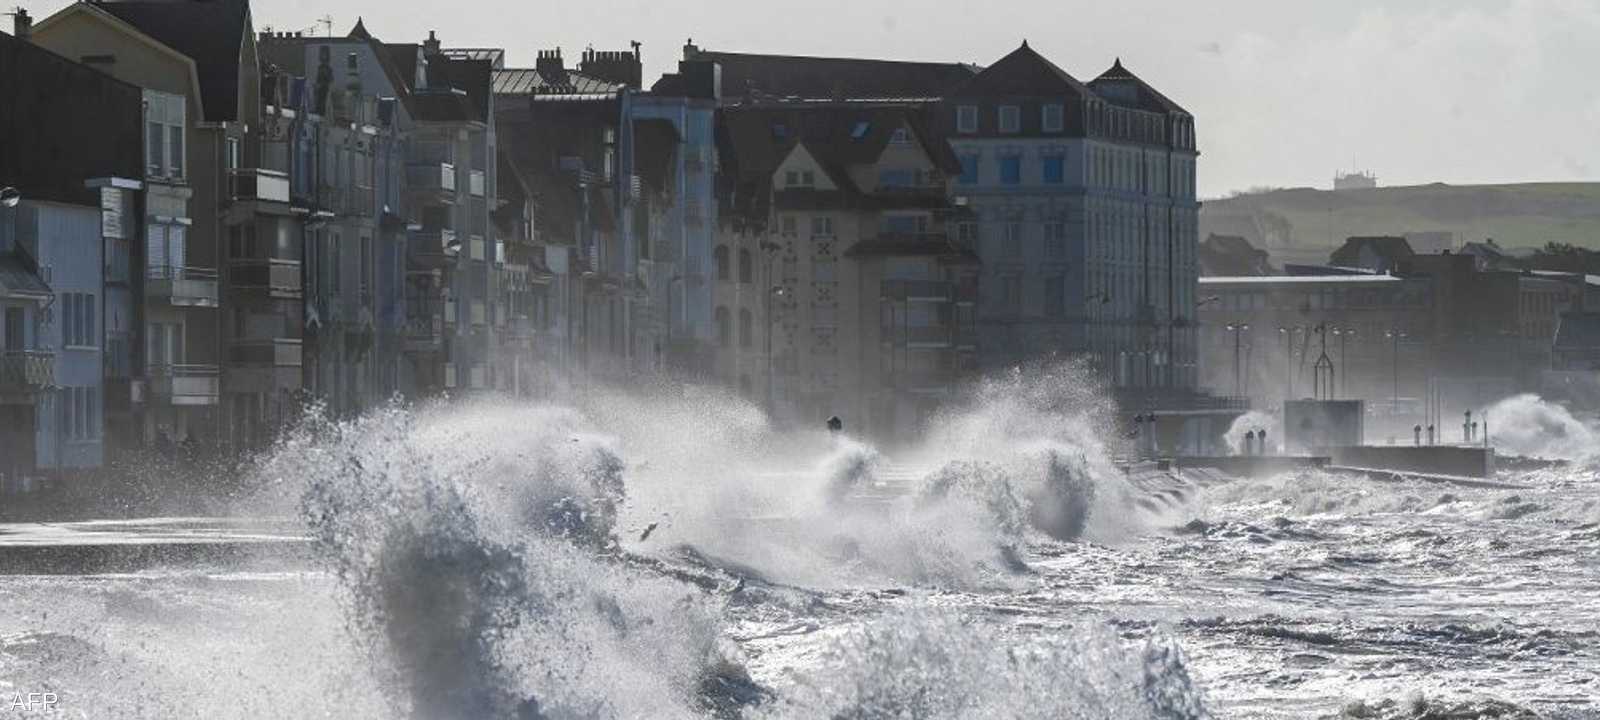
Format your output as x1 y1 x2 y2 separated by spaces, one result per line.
316 183 374 217
229 258 303 298
407 162 457 200
228 338 302 367
0 350 55 397
881 279 953 301
410 229 458 268
147 364 221 405
229 168 291 204
147 265 220 307
402 315 444 353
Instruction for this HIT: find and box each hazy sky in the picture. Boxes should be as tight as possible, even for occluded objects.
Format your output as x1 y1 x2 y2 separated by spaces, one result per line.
29 0 1600 197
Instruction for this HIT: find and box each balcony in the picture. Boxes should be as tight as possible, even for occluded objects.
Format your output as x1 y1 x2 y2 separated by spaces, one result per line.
147 265 220 308
229 168 291 205
407 162 457 203
148 364 221 406
0 350 55 401
402 315 444 354
229 258 303 298
228 338 302 367
881 279 953 302
316 183 374 217
410 229 458 269
468 169 486 197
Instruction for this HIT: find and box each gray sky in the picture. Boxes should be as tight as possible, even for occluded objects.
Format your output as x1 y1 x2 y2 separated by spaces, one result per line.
31 0 1600 197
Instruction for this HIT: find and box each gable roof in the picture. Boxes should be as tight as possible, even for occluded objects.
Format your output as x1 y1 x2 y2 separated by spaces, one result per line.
696 50 977 101
1088 58 1188 114
32 1 208 117
93 0 251 122
1331 236 1415 266
945 41 1092 99
722 103 957 188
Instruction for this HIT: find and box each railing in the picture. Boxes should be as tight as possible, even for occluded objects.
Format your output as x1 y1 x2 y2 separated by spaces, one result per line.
0 350 55 394
228 338 302 367
468 169 486 197
881 279 953 301
146 265 220 307
229 168 291 204
410 229 458 267
316 183 374 217
407 162 457 196
147 364 221 405
229 258 302 297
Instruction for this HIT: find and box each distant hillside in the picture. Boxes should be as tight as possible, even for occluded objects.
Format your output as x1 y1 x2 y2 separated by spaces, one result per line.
1200 182 1600 267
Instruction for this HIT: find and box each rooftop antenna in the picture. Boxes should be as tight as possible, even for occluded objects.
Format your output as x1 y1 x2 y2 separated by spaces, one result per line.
317 14 333 37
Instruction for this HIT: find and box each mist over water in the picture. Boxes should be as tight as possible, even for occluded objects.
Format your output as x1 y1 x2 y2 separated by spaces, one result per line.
1484 394 1600 462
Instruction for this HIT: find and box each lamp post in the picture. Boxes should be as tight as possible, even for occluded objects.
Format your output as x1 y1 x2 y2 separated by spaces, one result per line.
663 273 684 371
1278 325 1303 400
1331 327 1355 398
765 284 787 414
1225 323 1249 397
1384 329 1407 415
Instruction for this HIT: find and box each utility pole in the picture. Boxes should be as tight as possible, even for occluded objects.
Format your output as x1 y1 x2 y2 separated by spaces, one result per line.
1226 323 1249 397
1385 328 1407 415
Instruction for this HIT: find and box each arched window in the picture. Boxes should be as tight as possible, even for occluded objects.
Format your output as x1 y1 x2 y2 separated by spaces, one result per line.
714 246 730 282
715 306 731 347
739 308 753 348
738 248 753 284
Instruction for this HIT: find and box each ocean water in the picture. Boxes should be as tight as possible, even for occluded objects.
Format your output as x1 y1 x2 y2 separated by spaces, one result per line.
1 372 1597 718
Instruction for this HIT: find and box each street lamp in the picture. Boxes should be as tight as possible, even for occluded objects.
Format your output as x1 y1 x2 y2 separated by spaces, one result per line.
1225 323 1250 397
1331 327 1355 398
765 284 787 414
1384 329 1407 415
1277 325 1304 400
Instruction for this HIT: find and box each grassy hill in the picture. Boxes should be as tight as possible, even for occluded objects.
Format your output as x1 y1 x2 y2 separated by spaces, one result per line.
1199 182 1600 267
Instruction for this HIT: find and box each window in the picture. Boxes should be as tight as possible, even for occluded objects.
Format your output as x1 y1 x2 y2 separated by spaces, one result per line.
1044 276 1065 316
1000 155 1021 185
771 123 788 140
958 154 979 185
225 136 240 171
999 105 1021 134
851 121 871 140
330 232 342 293
801 170 815 186
1042 154 1065 184
781 216 797 236
813 261 836 282
738 248 753 284
714 246 730 281
1044 222 1067 258
811 216 834 236
957 222 978 247
1042 104 1064 133
889 127 910 144
785 170 799 186
878 169 914 188
739 309 753 348
957 105 978 134
146 224 187 279
143 90 185 179
1003 223 1022 257
715 306 731 347
1001 275 1022 312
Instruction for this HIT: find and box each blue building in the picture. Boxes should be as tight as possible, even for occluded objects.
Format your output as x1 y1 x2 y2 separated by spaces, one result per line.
1 23 143 489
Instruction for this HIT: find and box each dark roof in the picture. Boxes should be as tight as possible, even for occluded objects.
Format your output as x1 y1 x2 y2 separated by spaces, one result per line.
381 42 490 122
1087 58 1188 114
94 0 251 121
1554 312 1600 351
721 103 959 187
0 253 52 299
844 234 980 264
1331 236 1415 267
945 41 1092 100
695 50 976 101
1199 234 1273 277
493 67 625 97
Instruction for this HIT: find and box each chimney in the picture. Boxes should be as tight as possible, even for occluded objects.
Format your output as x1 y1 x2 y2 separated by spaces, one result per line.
682 38 699 61
423 30 441 58
579 46 642 90
535 48 565 80
13 8 32 41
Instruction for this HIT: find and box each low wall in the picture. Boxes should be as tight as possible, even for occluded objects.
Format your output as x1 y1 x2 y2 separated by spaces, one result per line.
1326 445 1495 478
1172 456 1331 477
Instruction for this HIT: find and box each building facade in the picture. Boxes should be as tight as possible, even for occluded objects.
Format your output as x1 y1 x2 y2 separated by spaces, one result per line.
941 45 1200 399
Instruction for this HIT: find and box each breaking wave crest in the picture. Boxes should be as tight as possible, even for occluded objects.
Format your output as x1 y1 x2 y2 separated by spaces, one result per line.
756 609 1208 719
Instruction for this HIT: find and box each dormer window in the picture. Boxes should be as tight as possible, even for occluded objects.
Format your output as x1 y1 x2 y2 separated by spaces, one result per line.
889 127 910 144
957 105 978 134
1042 103 1064 133
851 121 870 140
999 105 1021 134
